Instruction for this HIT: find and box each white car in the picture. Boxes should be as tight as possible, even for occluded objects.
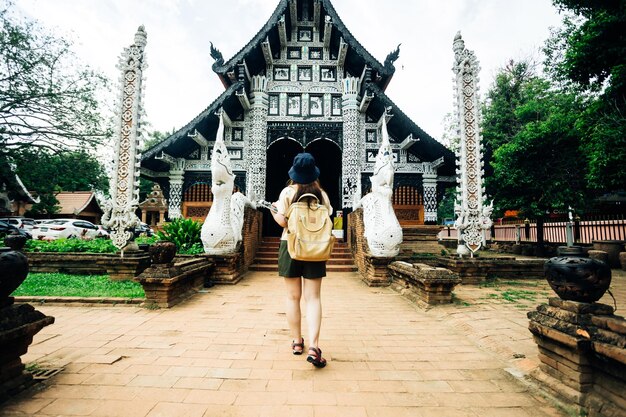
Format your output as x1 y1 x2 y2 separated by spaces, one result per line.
32 219 100 240
96 225 110 238
0 217 36 231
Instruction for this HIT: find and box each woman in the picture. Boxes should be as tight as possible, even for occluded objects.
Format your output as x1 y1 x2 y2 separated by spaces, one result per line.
271 153 332 368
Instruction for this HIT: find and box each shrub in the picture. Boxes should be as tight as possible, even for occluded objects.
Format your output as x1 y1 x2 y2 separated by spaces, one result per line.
25 238 117 253
156 218 202 253
135 235 158 245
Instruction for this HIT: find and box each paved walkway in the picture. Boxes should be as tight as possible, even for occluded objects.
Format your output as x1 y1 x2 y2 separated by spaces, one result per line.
4 269 625 417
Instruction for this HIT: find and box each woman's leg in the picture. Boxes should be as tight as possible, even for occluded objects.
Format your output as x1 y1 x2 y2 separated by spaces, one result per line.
283 277 303 345
303 278 323 348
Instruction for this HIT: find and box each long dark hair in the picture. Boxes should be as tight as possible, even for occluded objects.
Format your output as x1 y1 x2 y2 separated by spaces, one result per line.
290 179 324 208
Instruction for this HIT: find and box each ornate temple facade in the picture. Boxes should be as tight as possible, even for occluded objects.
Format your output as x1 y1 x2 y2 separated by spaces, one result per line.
141 0 454 236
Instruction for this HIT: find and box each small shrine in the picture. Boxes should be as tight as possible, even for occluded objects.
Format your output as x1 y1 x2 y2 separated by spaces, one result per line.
138 183 167 227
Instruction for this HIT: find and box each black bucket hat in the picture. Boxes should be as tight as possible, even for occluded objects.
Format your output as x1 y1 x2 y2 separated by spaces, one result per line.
288 153 320 184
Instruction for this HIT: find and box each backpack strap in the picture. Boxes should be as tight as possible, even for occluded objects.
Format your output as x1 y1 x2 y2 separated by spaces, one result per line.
296 193 320 204
285 193 321 219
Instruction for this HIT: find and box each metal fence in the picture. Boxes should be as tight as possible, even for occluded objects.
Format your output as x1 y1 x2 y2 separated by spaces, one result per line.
439 214 626 244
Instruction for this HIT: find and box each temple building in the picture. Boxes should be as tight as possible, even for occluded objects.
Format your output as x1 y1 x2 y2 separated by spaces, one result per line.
141 0 454 236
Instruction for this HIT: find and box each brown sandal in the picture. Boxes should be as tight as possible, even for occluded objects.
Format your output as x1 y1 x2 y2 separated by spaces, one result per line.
307 347 327 368
291 338 304 355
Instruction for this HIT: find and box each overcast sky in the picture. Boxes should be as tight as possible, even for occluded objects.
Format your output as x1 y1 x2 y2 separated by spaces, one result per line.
15 0 564 143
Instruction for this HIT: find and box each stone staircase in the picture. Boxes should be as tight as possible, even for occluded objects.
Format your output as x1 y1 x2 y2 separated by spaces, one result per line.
250 237 357 272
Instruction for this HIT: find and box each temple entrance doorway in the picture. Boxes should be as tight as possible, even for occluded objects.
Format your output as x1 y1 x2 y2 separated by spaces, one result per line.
304 138 342 216
264 138 303 237
263 137 342 237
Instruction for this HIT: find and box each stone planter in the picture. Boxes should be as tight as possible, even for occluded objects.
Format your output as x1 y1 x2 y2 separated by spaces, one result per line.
26 252 150 281
149 241 177 265
388 261 461 305
592 240 626 268
544 257 611 303
135 257 215 308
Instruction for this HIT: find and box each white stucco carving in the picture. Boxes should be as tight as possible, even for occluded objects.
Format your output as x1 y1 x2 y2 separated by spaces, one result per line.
102 26 147 250
201 111 254 254
452 32 492 256
354 114 403 257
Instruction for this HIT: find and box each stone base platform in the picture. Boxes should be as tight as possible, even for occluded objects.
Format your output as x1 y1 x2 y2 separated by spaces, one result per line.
528 298 626 417
135 258 215 308
388 261 461 305
0 301 54 403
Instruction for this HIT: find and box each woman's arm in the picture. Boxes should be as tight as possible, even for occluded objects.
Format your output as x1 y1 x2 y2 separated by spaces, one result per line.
271 205 287 227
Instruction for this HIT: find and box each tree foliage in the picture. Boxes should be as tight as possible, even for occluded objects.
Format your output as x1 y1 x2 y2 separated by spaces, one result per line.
482 61 589 217
11 149 109 215
545 0 626 190
0 2 109 157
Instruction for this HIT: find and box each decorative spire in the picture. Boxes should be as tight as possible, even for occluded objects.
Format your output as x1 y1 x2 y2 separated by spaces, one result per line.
210 42 224 66
453 31 465 63
384 44 401 68
102 26 148 250
451 32 490 256
134 25 147 48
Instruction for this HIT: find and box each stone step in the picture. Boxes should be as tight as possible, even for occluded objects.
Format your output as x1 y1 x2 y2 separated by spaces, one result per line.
256 248 351 255
258 241 349 247
254 257 356 265
249 264 357 272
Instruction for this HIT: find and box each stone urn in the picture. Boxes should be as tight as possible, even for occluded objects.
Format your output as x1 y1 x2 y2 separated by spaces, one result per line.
0 247 29 304
544 256 611 303
149 241 177 264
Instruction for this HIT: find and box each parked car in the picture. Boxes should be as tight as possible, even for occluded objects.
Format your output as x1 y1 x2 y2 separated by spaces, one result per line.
31 219 100 240
96 225 110 238
0 220 32 239
0 217 36 231
134 222 154 237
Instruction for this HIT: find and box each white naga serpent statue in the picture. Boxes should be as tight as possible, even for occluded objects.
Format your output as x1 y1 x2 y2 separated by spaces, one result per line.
200 111 254 254
354 114 403 257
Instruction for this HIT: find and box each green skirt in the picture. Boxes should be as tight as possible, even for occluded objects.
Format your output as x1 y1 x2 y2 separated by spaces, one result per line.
278 240 326 279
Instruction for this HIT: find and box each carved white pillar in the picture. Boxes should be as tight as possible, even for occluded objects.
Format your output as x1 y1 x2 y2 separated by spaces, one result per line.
422 173 438 224
102 26 147 250
342 76 361 208
167 158 186 219
168 174 183 219
452 32 491 254
246 75 268 200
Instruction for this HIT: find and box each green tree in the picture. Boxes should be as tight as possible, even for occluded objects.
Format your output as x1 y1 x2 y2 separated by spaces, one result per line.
0 2 109 158
546 0 626 190
482 61 589 217
12 149 109 215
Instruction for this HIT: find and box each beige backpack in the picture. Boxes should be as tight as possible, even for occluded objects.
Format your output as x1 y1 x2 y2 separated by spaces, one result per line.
285 193 335 261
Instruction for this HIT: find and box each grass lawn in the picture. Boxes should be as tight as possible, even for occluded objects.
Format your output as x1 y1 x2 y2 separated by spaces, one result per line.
12 273 145 299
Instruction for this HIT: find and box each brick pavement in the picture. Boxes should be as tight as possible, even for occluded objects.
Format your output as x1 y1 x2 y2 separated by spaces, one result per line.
6 269 624 416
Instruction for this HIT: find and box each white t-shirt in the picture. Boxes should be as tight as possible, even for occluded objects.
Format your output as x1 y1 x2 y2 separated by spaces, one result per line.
274 185 333 240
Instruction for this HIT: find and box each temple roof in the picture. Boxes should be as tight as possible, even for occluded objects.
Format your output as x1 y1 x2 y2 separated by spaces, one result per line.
55 192 103 217
210 0 399 91
140 0 454 177
0 160 39 204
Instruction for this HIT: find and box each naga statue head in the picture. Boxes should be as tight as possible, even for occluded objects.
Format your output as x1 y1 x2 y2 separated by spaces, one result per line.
370 114 394 198
211 110 235 199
